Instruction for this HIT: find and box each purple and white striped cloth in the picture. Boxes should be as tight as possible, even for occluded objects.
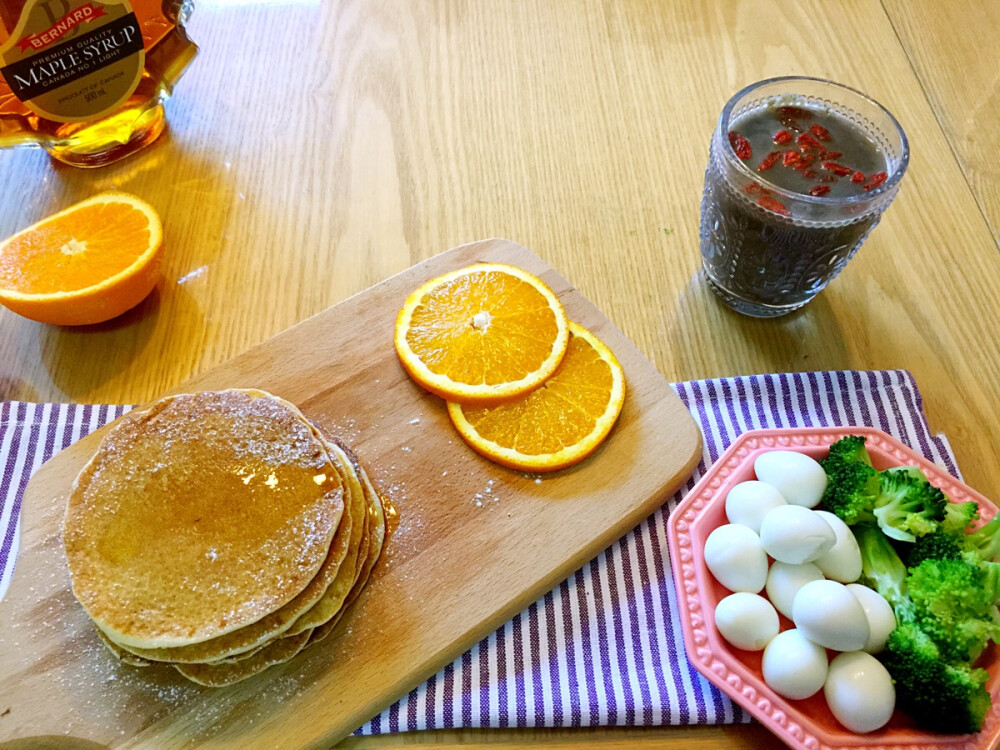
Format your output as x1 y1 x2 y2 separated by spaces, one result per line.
0 370 959 732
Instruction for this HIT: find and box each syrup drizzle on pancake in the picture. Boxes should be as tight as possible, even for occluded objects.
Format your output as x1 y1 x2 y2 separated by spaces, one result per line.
66 389 390 686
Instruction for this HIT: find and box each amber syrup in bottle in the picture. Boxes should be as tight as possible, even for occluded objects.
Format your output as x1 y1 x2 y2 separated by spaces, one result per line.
0 0 197 167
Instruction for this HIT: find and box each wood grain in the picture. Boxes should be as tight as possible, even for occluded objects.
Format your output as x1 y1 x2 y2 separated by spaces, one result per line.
336 724 778 749
0 0 997 747
0 240 702 748
882 0 1000 248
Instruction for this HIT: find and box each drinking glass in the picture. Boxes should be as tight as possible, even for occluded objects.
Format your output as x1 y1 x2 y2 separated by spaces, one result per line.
699 77 909 317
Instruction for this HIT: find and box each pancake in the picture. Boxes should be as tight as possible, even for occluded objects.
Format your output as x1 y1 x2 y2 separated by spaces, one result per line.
103 411 367 663
64 390 345 650
175 629 314 687
180 439 389 684
333 436 388 594
105 486 353 663
96 628 152 667
66 388 392 686
344 439 388 586
283 437 372 636
309 440 389 646
193 437 371 663
102 411 372 664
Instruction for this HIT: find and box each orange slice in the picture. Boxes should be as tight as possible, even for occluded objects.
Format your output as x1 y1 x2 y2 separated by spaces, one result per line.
394 263 569 403
447 322 626 472
0 192 163 326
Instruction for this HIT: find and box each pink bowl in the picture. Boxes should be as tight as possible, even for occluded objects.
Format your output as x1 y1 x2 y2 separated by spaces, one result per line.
667 426 1000 750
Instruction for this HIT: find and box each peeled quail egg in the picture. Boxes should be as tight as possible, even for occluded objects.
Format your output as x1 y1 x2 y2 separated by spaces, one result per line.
814 510 863 583
792 579 870 652
824 651 896 733
846 583 897 654
703 524 768 593
724 480 787 533
759 505 836 564
754 450 828 508
762 628 828 700
714 592 779 651
765 561 825 620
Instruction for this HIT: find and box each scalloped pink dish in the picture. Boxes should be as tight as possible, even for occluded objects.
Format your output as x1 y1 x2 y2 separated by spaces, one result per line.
667 426 1000 750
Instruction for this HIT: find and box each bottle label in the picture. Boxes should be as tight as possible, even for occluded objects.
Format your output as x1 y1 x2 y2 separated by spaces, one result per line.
0 0 144 123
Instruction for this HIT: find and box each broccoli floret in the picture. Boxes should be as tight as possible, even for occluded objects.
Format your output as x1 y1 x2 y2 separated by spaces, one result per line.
880 622 991 734
830 440 1000 733
882 468 979 540
942 501 980 536
965 513 1000 563
883 464 927 480
906 530 963 568
826 435 874 466
916 509 1000 602
977 560 1000 605
819 458 880 525
854 524 911 618
820 446 948 541
906 557 1000 661
871 469 948 543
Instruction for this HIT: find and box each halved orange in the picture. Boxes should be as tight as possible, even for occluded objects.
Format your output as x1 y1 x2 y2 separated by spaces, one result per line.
394 263 569 403
447 322 626 472
0 192 163 326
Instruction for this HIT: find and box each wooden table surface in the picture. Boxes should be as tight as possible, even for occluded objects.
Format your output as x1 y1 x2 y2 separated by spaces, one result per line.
1 1 998 748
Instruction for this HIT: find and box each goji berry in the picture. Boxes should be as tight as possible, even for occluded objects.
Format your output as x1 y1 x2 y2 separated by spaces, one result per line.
809 123 832 141
773 129 793 144
757 151 781 171
782 150 800 166
821 150 843 160
801 169 817 179
729 131 752 160
757 195 791 216
822 161 853 176
851 171 866 183
743 182 762 195
775 106 811 130
809 185 831 197
777 106 811 119
797 132 822 151
793 153 816 170
863 172 889 191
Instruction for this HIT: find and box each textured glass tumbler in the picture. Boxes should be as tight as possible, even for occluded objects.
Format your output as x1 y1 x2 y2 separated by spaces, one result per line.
699 77 909 317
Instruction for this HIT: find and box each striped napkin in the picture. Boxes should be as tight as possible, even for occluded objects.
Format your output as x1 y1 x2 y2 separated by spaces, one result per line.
0 370 959 732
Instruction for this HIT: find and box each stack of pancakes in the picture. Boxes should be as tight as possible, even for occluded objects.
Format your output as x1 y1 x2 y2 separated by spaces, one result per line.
63 389 388 686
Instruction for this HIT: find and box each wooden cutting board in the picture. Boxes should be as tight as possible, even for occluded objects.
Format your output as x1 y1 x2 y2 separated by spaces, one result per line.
0 239 702 748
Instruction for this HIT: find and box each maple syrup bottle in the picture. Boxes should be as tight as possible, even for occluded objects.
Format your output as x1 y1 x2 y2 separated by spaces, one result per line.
0 0 197 167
